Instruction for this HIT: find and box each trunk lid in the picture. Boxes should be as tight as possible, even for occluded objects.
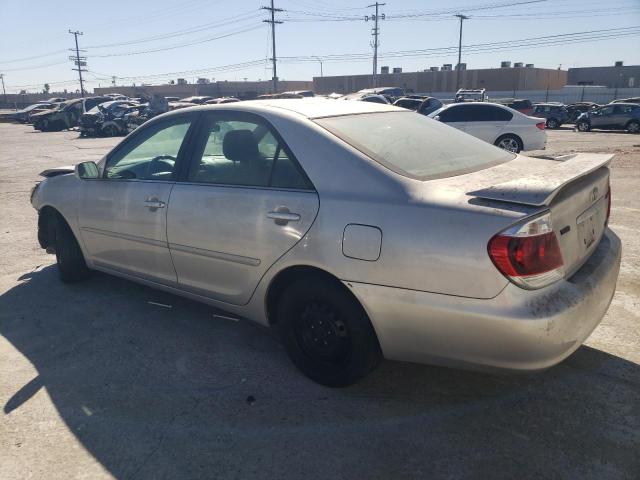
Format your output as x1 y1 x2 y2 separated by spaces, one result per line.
438 153 612 278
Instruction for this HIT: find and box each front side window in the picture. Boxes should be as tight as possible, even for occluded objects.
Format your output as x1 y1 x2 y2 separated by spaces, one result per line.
188 114 312 189
104 118 191 180
437 106 467 122
316 111 514 180
599 106 614 116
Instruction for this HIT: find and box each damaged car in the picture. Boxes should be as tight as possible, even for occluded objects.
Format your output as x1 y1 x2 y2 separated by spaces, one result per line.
12 102 55 123
79 100 141 137
31 99 620 387
32 97 111 132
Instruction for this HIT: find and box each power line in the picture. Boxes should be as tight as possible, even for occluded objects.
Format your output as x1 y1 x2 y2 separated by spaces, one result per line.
85 10 261 49
91 25 264 57
261 1 283 93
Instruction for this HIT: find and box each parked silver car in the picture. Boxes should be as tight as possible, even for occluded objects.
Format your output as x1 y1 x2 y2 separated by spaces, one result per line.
31 100 621 386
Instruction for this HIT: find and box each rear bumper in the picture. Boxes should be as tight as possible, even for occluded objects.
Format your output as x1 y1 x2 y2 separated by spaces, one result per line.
346 229 621 371
522 130 547 151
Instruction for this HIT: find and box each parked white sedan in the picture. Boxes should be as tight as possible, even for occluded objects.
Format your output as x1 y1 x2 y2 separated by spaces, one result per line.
429 102 547 153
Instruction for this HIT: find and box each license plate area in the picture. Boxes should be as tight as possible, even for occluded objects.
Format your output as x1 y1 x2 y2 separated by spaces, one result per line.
576 200 604 251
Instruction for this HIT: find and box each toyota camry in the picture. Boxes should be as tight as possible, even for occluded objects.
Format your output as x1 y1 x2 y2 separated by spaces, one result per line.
31 99 621 386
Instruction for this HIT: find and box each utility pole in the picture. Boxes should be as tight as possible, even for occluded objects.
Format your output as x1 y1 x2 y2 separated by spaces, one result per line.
261 0 283 93
112 76 117 87
313 56 324 77
366 3 385 88
454 14 469 90
68 30 87 97
0 74 6 104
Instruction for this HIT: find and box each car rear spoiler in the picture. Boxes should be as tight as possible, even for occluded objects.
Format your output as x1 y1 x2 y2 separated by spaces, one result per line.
39 166 75 178
467 153 613 207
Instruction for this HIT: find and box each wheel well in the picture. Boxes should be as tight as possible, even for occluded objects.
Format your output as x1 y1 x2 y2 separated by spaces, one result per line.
37 206 68 249
265 266 352 325
626 119 639 127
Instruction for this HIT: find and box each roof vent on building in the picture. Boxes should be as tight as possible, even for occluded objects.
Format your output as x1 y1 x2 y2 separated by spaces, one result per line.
615 61 624 67
429 66 439 71
525 63 534 68
501 61 511 68
442 64 453 71
392 67 402 73
456 63 467 70
381 66 389 74
514 62 524 68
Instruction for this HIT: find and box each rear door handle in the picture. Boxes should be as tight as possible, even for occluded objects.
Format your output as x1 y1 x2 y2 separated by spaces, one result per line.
144 198 166 210
267 208 300 225
267 211 300 222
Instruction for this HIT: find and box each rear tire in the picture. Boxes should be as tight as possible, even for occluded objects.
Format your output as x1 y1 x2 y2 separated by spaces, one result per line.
276 276 382 387
577 121 591 132
54 215 90 283
494 134 523 153
546 118 559 129
627 121 640 134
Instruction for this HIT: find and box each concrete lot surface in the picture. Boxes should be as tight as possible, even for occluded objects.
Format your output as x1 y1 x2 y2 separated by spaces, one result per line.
1 124 639 479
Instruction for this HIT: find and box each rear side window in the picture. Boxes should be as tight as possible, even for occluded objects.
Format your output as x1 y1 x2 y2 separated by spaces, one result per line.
464 104 513 121
187 114 312 190
316 111 514 180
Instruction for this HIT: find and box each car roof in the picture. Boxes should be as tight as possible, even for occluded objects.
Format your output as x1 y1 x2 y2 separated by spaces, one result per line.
164 98 403 119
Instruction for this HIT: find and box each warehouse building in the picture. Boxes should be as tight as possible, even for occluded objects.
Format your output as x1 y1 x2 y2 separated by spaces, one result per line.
313 62 567 94
567 62 639 88
94 79 314 100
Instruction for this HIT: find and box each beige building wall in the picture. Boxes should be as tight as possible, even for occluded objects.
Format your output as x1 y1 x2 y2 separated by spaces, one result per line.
314 68 568 94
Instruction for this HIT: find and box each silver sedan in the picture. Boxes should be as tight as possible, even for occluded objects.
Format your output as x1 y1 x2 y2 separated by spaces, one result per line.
31 99 621 386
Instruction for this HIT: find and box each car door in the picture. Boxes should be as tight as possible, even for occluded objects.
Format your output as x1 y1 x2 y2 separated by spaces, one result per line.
590 105 614 128
78 113 197 284
610 105 631 128
167 111 319 305
462 104 511 143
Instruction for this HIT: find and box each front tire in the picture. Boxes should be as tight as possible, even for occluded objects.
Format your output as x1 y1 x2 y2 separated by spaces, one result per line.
102 124 119 137
54 215 90 283
577 121 591 132
494 134 523 153
276 276 382 387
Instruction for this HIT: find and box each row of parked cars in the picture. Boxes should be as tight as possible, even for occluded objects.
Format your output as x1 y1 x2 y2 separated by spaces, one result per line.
12 94 242 137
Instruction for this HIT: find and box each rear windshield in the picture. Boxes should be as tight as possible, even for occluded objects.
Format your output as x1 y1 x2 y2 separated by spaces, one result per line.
315 111 515 180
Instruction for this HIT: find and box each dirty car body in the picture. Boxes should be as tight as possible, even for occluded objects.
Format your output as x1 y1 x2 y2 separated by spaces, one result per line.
31 100 621 385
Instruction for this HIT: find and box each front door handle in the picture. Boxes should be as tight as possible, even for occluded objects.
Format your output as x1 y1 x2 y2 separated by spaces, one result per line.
144 198 166 210
267 208 300 225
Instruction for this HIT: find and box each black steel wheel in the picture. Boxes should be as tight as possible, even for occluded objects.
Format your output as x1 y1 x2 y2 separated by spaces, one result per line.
276 275 382 387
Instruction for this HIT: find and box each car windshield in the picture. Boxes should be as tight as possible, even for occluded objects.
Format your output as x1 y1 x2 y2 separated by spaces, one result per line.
315 111 515 180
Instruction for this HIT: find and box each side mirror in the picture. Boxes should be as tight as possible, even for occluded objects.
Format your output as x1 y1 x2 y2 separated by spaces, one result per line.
75 161 100 179
433 115 441 121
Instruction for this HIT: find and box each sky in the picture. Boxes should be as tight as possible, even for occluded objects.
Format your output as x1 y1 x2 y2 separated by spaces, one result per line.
0 0 639 94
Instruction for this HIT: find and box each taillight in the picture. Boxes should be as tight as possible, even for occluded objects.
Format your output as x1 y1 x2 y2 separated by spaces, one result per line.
536 122 546 130
488 212 564 289
605 181 611 226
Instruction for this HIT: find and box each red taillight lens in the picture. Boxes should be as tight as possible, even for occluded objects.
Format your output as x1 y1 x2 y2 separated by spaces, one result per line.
605 185 611 226
488 212 564 289
489 232 564 277
536 122 546 130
